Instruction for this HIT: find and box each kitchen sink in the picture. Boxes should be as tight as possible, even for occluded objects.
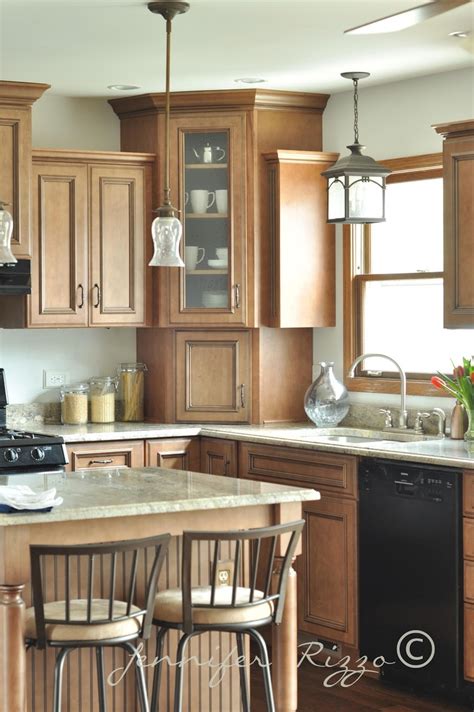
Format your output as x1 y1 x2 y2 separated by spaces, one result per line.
301 427 440 443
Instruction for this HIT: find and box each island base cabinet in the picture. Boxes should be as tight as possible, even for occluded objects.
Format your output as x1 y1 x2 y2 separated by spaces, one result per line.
298 496 358 647
66 440 145 471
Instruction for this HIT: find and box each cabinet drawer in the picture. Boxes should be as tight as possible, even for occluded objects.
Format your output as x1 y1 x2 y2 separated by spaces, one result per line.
145 438 200 471
464 472 474 517
464 518 474 559
66 440 144 471
238 442 357 498
465 560 474 603
200 437 238 477
465 603 474 681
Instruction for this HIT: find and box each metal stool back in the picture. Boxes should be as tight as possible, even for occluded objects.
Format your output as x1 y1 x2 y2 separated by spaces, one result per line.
152 519 305 712
29 533 170 712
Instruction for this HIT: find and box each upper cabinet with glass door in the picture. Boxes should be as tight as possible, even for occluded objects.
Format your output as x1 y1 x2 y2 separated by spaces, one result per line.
166 114 247 326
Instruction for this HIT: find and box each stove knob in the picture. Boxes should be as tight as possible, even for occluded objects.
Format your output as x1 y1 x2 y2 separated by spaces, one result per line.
31 447 45 462
4 448 19 463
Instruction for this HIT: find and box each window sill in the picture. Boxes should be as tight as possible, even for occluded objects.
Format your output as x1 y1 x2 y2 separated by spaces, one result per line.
345 376 450 398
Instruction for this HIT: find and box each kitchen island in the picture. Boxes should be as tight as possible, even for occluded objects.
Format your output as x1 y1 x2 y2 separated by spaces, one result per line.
0 467 319 712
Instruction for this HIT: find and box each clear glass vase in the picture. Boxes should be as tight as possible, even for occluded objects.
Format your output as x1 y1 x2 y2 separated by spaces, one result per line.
304 362 349 427
465 408 474 443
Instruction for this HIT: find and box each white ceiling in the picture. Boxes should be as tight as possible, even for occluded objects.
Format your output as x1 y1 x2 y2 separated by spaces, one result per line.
0 0 473 98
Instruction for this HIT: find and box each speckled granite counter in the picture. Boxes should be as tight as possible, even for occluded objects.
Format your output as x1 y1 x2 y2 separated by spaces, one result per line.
0 466 319 525
11 420 474 470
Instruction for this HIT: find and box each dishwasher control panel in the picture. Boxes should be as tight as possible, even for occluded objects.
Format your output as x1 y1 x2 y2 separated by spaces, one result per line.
359 459 459 503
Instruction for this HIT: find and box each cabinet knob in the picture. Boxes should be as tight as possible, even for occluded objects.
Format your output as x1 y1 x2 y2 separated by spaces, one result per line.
93 284 101 308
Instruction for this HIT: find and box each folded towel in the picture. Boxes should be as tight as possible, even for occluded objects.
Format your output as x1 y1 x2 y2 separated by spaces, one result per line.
0 485 63 511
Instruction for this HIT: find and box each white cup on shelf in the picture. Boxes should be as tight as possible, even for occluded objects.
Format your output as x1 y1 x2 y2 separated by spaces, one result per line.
185 246 206 270
215 247 228 264
216 189 228 214
185 190 216 214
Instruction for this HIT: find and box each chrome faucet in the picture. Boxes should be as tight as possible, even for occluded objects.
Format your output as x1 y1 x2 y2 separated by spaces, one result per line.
348 353 408 429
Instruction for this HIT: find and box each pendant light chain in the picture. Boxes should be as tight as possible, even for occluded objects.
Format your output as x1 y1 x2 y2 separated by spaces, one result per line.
164 17 172 207
353 78 359 145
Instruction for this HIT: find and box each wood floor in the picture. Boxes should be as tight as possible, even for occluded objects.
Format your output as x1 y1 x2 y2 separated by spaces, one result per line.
252 658 471 712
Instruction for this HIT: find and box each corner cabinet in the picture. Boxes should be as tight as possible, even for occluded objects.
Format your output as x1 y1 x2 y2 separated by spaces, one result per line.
0 80 49 258
27 150 154 328
434 119 474 328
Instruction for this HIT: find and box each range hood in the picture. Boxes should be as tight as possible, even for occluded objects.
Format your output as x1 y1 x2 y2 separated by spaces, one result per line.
0 260 31 295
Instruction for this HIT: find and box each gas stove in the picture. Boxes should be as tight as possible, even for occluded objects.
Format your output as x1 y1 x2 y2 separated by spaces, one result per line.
0 428 68 473
0 369 68 475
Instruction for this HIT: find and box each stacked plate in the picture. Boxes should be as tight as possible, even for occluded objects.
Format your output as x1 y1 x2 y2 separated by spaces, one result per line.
208 259 228 269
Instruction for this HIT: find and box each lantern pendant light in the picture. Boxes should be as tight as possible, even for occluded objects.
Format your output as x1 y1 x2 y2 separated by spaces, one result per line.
148 1 190 267
322 72 391 224
0 201 17 265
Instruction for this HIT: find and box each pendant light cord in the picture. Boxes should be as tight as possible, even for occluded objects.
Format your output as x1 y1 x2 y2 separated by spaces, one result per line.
353 78 359 145
164 17 172 207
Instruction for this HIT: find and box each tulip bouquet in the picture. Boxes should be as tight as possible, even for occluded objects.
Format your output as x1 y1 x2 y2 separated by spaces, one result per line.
431 357 474 441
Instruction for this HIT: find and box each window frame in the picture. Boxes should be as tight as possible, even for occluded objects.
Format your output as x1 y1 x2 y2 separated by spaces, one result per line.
343 152 446 397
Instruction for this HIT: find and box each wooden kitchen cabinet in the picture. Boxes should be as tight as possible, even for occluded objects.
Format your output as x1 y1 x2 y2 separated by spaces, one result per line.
66 439 145 471
238 441 358 648
262 150 337 328
434 120 474 328
0 81 49 259
200 437 238 476
2 149 154 328
145 437 200 471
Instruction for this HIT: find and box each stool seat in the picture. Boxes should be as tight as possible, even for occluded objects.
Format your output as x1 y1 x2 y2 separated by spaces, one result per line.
26 599 143 643
154 586 273 626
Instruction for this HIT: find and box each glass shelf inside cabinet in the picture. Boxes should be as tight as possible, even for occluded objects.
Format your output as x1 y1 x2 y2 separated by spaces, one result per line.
183 130 231 310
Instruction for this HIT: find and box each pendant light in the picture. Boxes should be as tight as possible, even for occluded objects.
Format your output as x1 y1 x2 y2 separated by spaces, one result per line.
0 202 17 265
148 1 190 267
321 72 391 224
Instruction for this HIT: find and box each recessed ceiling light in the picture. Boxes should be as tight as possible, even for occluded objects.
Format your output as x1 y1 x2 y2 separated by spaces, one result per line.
234 77 267 84
107 84 141 91
449 30 470 38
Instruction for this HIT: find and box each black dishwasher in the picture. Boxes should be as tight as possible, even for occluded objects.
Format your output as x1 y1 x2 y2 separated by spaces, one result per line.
359 458 462 692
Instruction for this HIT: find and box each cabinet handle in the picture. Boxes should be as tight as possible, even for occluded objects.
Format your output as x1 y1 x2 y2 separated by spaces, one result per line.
224 459 229 476
234 284 241 309
77 284 84 309
93 284 101 308
89 459 114 465
240 384 246 408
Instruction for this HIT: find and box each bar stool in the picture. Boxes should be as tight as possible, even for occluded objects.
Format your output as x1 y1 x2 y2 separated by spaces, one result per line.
25 533 170 712
150 519 304 712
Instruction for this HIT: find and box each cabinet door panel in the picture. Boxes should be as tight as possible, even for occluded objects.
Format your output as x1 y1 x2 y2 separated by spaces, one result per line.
298 497 357 646
145 438 200 471
200 437 237 476
176 331 250 422
89 165 149 326
30 162 88 326
0 108 31 258
165 114 247 326
66 440 144 471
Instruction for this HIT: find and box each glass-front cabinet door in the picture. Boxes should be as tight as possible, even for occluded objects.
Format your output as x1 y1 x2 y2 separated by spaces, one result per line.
167 114 246 325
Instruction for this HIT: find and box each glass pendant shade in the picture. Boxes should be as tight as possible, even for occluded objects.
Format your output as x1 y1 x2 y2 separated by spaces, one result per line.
0 202 17 265
149 214 185 267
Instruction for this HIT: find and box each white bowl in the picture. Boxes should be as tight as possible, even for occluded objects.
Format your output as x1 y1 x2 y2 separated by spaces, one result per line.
216 248 228 261
208 259 228 269
202 290 227 307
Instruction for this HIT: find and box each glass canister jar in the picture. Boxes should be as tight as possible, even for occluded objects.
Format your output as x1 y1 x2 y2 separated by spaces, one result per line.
89 376 117 424
60 383 89 425
117 363 147 422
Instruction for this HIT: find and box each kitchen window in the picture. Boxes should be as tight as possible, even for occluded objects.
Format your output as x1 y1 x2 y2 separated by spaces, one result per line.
344 153 472 396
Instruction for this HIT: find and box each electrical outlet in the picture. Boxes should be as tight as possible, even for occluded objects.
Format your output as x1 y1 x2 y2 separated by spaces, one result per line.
43 370 69 389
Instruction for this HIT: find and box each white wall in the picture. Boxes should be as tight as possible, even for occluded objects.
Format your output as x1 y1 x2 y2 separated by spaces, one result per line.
32 94 120 151
1 94 132 404
1 329 136 404
318 67 474 411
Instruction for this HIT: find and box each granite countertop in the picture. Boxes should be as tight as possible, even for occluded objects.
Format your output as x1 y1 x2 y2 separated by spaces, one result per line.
0 467 319 526
11 420 474 470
